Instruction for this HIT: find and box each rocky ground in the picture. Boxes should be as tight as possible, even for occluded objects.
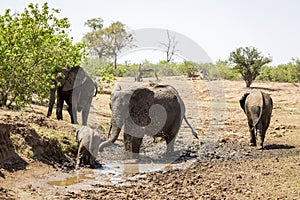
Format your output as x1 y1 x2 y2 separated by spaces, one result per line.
0 77 299 199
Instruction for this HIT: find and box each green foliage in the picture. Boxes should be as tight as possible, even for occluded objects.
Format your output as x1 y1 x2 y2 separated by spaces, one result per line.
176 61 199 77
215 60 240 80
258 59 300 83
229 46 271 87
83 18 134 69
0 3 86 108
154 61 179 76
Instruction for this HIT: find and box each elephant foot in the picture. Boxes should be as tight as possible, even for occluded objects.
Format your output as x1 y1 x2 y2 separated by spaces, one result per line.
257 144 264 150
249 142 256 146
125 151 140 160
162 151 177 161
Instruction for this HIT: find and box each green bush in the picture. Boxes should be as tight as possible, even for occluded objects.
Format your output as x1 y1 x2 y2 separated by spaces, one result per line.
0 3 85 108
257 60 300 83
215 61 240 80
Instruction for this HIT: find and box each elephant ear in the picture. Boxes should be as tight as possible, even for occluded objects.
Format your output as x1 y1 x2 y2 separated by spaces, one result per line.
129 88 155 126
62 66 88 91
239 93 250 113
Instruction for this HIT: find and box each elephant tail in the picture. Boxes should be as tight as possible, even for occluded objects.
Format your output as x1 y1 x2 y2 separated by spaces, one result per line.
183 115 199 139
94 81 98 97
250 91 264 130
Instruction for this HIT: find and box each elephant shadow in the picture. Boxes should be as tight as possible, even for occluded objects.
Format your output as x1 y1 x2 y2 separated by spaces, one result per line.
264 144 295 150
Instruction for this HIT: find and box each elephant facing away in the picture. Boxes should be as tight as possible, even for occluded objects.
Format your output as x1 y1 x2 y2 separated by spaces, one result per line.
99 82 198 159
240 90 273 149
47 66 97 125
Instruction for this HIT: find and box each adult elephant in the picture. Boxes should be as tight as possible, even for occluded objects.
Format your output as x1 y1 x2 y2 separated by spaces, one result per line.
99 82 198 159
240 90 273 149
47 66 97 125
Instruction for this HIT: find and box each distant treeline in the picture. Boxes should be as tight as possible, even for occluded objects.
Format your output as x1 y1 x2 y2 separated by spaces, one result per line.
82 58 300 83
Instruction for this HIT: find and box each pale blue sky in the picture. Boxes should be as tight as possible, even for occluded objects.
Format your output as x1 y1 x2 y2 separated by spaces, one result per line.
1 0 300 65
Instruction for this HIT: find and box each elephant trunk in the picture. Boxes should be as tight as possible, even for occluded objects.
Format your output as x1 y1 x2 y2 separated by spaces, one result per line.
99 122 121 152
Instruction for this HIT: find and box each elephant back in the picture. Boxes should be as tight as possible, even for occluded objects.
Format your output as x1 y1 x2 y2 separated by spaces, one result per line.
245 90 264 127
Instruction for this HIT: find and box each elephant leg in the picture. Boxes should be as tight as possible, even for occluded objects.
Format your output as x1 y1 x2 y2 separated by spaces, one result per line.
164 128 179 156
82 97 92 126
164 133 177 158
72 104 79 125
124 133 131 152
165 136 175 156
123 133 143 159
164 116 181 157
67 106 74 123
248 122 256 146
89 155 96 168
47 88 56 117
56 90 64 120
66 97 78 124
256 121 264 149
76 143 83 169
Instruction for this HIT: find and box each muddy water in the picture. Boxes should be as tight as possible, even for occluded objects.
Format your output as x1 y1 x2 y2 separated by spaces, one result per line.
47 173 95 186
46 157 196 188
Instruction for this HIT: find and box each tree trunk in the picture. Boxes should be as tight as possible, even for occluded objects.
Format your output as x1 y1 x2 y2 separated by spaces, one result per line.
0 93 8 107
114 56 117 70
245 79 252 88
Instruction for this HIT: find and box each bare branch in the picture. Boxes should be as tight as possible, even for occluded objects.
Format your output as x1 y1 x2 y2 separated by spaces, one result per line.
159 30 179 63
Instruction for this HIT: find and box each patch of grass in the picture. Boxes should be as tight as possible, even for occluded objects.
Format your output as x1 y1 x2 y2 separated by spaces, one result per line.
27 150 34 158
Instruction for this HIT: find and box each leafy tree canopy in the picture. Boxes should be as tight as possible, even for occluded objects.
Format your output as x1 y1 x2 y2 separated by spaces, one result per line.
83 18 134 69
229 46 271 87
0 3 86 108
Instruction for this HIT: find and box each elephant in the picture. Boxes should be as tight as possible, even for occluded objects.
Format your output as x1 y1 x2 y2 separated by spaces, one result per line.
240 90 273 149
75 126 103 169
99 82 198 159
47 66 97 125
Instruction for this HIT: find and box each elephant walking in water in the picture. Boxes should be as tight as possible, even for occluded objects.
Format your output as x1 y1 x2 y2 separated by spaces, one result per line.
99 82 198 159
240 90 273 149
47 66 97 125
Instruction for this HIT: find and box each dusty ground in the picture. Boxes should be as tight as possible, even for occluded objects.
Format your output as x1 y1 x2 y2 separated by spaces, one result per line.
0 77 300 199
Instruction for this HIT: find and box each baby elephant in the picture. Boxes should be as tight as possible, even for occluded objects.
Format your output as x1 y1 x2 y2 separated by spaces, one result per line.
75 126 103 169
240 90 273 149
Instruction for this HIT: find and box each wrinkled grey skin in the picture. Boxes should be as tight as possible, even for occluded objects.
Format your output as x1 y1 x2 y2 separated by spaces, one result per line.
75 126 103 169
47 66 97 125
99 83 198 159
240 91 273 149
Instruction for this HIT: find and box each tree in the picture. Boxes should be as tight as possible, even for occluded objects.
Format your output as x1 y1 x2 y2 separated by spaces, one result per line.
0 3 86 108
83 19 134 69
84 17 103 31
83 18 106 58
104 21 134 69
229 47 271 87
160 30 178 63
